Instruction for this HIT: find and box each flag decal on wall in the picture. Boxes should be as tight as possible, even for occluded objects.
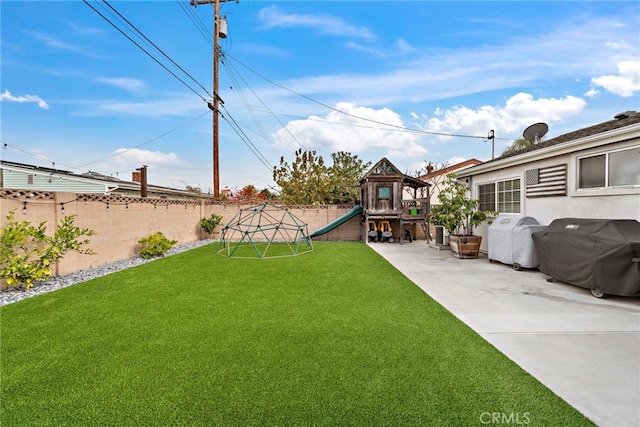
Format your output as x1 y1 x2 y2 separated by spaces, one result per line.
525 164 567 197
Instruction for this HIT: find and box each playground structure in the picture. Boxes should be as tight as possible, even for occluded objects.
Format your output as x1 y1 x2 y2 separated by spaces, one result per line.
216 202 313 258
310 158 431 243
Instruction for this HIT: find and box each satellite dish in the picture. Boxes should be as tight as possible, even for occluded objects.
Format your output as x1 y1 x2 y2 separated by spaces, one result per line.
523 122 548 143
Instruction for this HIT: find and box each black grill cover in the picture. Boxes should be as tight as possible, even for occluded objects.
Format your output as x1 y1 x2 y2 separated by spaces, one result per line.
532 218 640 297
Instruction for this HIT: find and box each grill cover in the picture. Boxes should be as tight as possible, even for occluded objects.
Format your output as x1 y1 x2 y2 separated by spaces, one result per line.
532 218 640 296
488 215 546 269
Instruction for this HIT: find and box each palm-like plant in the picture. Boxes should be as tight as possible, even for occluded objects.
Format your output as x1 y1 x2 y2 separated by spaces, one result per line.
502 137 544 156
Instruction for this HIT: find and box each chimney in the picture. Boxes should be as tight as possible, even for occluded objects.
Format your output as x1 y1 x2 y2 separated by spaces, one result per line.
132 171 141 183
136 166 148 198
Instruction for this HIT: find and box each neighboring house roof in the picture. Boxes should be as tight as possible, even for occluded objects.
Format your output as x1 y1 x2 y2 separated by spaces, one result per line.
456 110 640 177
419 158 483 181
0 160 198 198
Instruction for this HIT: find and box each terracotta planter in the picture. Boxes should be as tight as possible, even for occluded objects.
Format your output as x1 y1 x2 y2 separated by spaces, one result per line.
449 234 482 259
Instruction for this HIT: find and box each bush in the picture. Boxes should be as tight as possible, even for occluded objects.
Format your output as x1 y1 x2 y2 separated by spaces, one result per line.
199 214 223 234
1 212 95 290
138 232 178 259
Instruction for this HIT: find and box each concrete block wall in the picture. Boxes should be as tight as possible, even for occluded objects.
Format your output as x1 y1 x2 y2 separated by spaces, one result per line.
1 192 362 278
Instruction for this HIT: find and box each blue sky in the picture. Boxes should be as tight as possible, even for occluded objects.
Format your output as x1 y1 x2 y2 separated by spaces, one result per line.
2 1 639 194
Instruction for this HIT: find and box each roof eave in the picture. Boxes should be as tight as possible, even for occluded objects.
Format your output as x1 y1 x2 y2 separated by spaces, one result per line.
456 123 640 177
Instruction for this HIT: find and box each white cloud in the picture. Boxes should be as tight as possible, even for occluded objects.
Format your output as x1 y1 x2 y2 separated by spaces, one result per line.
90 148 189 188
96 77 147 92
236 42 290 58
258 6 375 41
26 31 104 58
72 94 207 117
395 38 416 53
417 92 587 140
272 102 427 159
0 89 49 109
111 148 182 166
260 13 639 109
589 61 640 97
584 88 600 98
448 156 467 165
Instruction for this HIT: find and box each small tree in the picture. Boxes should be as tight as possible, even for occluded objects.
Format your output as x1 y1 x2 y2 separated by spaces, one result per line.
222 185 269 202
428 173 494 235
273 149 369 205
327 151 370 204
273 149 330 204
1 212 95 289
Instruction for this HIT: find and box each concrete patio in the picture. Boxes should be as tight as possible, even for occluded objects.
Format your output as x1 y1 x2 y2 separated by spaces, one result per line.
368 240 640 427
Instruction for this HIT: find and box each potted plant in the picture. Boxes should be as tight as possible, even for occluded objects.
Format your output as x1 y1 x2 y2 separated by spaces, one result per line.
428 173 494 259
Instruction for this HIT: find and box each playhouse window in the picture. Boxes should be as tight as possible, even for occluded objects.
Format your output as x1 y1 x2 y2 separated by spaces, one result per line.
578 146 640 189
378 186 391 199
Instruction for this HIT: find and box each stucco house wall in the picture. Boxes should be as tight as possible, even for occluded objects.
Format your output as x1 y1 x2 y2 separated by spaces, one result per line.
458 112 640 252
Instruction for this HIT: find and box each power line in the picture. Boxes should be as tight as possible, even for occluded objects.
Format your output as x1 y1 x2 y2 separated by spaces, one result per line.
75 110 211 169
83 0 209 103
101 0 213 98
222 56 308 151
1 111 212 177
218 105 274 171
176 0 213 48
224 52 512 141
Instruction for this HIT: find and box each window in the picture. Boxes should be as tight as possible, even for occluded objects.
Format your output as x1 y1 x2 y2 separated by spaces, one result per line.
378 186 391 199
478 179 521 213
478 184 495 211
498 179 521 213
578 146 640 189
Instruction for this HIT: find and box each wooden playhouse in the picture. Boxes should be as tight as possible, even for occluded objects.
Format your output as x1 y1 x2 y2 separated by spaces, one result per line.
360 158 430 242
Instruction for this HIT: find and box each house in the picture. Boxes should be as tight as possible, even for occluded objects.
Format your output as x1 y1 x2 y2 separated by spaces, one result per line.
419 158 483 206
0 160 200 200
360 157 430 242
455 110 640 251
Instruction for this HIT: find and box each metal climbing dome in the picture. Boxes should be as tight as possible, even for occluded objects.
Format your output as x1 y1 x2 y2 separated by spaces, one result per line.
216 202 313 258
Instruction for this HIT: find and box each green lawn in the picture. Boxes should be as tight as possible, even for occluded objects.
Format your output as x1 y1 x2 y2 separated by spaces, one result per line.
0 242 593 426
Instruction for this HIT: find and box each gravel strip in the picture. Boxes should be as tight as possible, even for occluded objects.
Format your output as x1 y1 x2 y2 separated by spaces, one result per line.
0 239 215 307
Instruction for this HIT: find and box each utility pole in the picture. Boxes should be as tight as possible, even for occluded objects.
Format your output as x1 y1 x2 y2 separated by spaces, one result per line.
487 129 495 159
190 0 232 199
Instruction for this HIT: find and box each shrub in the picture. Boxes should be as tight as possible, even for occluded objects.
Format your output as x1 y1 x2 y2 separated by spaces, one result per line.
199 214 223 235
138 232 178 259
1 212 95 290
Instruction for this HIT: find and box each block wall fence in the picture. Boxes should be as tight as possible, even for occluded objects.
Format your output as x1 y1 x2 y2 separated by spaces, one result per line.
1 191 361 277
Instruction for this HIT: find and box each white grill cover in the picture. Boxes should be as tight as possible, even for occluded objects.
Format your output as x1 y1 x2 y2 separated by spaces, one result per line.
488 215 546 269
